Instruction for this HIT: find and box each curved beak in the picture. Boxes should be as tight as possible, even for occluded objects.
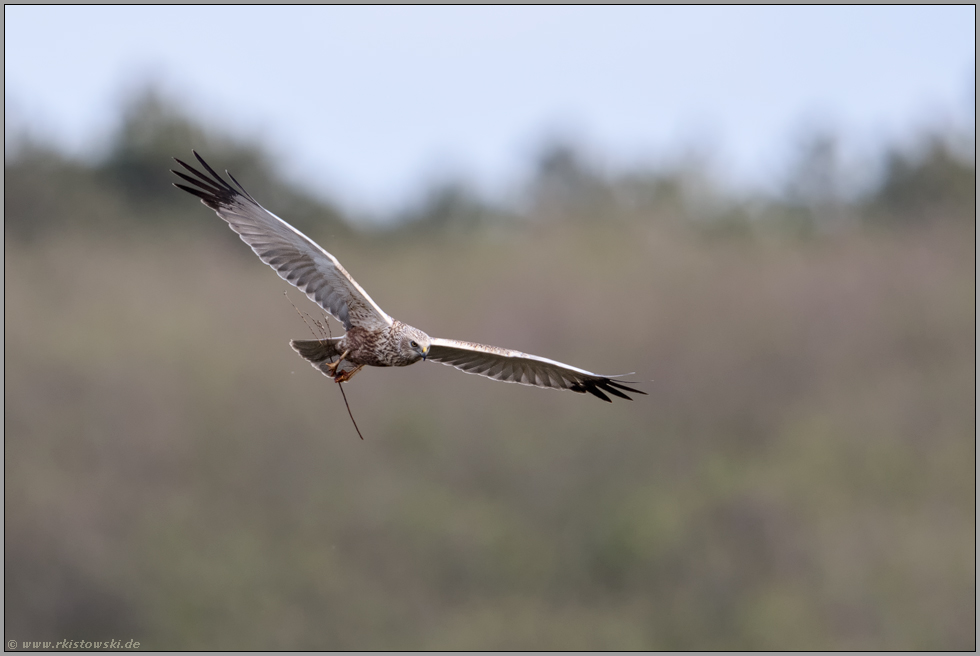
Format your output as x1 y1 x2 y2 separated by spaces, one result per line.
422 346 429 361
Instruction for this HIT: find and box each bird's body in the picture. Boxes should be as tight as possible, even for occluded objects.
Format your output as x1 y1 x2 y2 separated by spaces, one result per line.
172 152 645 402
342 321 426 368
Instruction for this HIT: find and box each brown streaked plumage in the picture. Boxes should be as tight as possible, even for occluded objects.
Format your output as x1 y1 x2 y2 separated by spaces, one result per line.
172 152 645 402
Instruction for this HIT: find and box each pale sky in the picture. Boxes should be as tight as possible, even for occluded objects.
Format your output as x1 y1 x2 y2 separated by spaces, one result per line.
5 5 975 215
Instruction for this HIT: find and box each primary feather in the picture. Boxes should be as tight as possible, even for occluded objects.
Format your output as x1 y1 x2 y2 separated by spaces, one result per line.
173 152 391 331
427 338 645 401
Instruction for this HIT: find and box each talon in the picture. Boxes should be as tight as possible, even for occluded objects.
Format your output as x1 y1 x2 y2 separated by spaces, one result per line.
334 364 364 384
325 350 350 375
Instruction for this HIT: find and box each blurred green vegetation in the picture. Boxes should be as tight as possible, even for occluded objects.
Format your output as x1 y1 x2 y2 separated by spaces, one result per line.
4 89 975 649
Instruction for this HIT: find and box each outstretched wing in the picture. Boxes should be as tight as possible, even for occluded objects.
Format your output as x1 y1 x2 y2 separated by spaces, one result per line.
427 338 646 402
172 151 392 331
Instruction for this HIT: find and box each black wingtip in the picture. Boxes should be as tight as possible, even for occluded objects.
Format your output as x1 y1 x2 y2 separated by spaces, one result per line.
226 169 258 204
607 380 647 396
590 386 613 402
601 384 633 401
568 374 648 402
171 151 257 211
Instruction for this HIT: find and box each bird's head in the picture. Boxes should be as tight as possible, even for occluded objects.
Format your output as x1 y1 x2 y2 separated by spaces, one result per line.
399 325 432 362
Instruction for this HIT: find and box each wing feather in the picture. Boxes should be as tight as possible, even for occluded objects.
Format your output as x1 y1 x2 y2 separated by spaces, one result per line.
172 152 392 331
427 338 646 402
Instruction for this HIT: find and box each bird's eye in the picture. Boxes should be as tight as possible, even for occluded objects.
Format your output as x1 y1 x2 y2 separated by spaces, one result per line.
410 341 418 348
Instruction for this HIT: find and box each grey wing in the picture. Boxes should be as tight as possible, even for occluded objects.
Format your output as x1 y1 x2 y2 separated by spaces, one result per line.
172 151 392 331
427 337 646 402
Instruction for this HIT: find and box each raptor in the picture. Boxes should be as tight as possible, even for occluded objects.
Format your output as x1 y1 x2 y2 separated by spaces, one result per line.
172 152 645 402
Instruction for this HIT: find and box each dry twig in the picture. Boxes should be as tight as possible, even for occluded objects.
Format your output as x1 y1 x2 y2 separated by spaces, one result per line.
284 291 365 440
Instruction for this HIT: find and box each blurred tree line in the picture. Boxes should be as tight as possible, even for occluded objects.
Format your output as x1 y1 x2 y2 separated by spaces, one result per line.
4 87 975 240
4 88 349 240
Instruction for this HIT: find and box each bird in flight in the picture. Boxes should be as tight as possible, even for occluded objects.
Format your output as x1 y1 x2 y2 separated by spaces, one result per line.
172 152 645 402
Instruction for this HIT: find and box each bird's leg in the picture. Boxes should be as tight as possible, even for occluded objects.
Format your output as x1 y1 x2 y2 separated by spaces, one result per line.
325 350 350 376
334 364 364 384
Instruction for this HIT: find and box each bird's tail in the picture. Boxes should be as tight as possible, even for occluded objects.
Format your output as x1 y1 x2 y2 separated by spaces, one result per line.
290 338 344 377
